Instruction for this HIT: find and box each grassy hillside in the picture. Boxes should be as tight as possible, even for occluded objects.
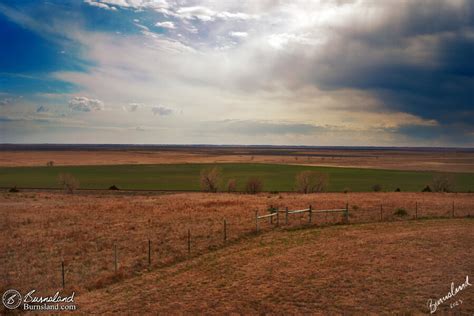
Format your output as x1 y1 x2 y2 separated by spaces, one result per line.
0 163 472 192
76 219 474 314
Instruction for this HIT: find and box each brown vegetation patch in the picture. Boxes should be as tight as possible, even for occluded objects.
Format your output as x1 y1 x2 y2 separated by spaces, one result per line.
1 148 473 172
76 219 474 314
1 191 473 303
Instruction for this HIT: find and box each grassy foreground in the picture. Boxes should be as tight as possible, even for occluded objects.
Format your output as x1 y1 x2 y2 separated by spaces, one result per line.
0 163 472 192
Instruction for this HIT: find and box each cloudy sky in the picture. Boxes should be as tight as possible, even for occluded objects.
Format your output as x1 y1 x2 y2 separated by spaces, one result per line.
0 0 473 146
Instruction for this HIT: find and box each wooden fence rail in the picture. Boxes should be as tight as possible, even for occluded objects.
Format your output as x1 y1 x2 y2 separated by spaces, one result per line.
255 204 349 232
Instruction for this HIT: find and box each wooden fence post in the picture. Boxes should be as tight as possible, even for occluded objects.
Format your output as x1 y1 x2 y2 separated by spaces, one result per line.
309 204 313 223
255 210 259 233
452 201 455 218
148 239 151 266
61 261 65 289
114 244 118 273
415 202 418 220
285 207 288 224
276 210 280 226
187 229 191 255
380 204 383 221
270 205 273 224
224 219 227 242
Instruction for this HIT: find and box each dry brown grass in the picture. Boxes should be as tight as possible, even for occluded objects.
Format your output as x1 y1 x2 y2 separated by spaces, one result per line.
1 149 473 172
75 218 474 314
1 191 473 304
78 219 474 315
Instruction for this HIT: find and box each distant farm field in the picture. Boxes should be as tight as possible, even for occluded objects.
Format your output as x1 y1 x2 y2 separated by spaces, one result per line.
0 163 473 192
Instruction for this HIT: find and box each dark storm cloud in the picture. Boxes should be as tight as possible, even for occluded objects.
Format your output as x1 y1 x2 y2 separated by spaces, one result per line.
394 123 474 145
268 1 474 128
326 1 473 126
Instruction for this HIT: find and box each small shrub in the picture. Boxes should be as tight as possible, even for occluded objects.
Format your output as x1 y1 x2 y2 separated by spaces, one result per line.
422 185 432 192
431 174 454 192
46 161 54 167
372 184 383 192
58 173 79 194
295 170 329 193
226 179 237 193
394 208 408 217
395 188 401 192
9 186 19 193
200 167 222 193
245 177 263 194
343 187 351 193
109 185 119 190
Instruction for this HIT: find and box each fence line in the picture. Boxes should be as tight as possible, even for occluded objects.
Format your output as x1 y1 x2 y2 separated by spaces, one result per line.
255 204 350 232
21 199 472 291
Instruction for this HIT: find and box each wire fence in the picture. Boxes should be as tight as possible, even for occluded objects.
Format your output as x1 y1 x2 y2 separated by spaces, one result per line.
1 197 472 296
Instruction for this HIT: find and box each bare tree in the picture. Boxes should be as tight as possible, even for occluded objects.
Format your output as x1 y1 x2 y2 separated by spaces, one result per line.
245 177 263 194
200 167 221 192
295 170 329 193
58 173 79 194
226 179 237 193
431 174 454 192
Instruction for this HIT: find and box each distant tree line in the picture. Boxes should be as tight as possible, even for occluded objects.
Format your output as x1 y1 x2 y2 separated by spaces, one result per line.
199 167 456 194
199 167 329 194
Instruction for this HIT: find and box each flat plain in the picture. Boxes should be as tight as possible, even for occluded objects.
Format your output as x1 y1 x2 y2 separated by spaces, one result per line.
1 191 473 314
1 163 473 192
1 146 473 314
1 146 473 172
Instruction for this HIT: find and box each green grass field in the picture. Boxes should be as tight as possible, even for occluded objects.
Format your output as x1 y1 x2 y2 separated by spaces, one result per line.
0 163 472 192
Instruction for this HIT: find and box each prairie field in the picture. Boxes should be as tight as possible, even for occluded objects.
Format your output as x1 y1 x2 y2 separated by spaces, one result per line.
1 146 473 172
1 191 473 314
1 163 474 192
78 218 474 314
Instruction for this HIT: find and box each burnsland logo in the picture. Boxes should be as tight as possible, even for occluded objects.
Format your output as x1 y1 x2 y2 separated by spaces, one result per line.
2 289 22 309
2 289 77 311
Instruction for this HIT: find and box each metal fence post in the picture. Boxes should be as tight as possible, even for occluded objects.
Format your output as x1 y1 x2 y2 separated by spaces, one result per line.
224 219 227 242
187 229 191 255
148 239 151 266
114 244 118 273
345 203 349 224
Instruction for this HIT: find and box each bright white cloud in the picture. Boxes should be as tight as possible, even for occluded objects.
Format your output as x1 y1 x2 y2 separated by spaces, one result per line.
229 31 248 38
68 97 105 112
172 6 257 21
84 0 117 10
94 0 169 10
155 21 175 29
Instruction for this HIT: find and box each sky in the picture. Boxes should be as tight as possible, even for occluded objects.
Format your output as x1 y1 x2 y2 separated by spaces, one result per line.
0 0 473 146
